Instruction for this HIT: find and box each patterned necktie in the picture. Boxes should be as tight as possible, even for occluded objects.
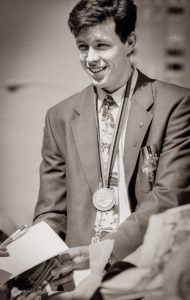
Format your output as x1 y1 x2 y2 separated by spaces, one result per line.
101 95 115 174
92 95 119 243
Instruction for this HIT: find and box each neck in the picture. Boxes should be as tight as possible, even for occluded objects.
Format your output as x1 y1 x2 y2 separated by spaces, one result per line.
103 65 133 94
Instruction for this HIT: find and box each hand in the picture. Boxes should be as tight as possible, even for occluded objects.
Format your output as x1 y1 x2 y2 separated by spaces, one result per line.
0 245 9 257
47 273 102 300
68 245 90 270
11 287 42 300
16 293 42 300
50 246 90 286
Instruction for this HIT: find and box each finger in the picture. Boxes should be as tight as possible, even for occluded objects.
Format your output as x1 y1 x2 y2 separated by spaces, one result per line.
0 251 9 257
68 246 89 259
47 292 73 300
51 261 74 278
34 297 41 300
11 287 23 298
24 291 42 300
36 258 62 284
17 294 26 300
17 294 30 300
25 293 41 300
39 280 49 290
58 252 72 263
50 273 74 286
0 247 9 257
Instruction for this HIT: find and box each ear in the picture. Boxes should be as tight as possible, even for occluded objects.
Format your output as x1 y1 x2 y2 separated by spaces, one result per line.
125 31 136 56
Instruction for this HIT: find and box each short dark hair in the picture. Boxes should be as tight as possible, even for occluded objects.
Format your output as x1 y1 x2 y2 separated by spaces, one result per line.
68 0 137 43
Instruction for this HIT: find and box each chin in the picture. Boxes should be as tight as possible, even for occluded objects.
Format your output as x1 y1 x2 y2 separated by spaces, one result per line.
91 78 108 89
89 71 109 88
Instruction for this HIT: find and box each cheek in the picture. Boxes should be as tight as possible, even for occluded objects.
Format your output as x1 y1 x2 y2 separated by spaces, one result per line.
105 52 122 68
113 47 127 63
79 53 86 64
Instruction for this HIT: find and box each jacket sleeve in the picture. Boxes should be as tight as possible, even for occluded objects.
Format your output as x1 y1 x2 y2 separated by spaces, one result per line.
33 110 67 240
108 92 190 260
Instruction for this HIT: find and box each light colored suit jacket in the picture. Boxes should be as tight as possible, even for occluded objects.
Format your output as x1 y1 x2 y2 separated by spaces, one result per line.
34 70 190 260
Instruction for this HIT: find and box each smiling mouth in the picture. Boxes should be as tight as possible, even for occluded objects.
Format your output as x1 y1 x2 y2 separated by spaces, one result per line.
87 66 107 74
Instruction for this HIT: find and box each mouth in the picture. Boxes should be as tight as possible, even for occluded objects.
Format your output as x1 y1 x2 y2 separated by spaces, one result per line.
87 66 107 74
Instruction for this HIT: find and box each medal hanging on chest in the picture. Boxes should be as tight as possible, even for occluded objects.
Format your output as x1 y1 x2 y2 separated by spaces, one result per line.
93 94 117 212
92 69 138 212
93 92 124 211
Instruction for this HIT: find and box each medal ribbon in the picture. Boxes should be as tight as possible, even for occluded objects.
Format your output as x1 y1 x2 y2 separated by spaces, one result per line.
96 68 138 189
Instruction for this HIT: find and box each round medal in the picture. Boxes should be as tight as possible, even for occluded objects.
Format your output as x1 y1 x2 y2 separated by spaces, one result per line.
93 188 115 211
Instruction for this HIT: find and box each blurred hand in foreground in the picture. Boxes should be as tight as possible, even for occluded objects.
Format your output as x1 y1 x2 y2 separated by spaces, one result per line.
47 272 102 300
50 246 90 287
11 287 43 300
0 245 9 257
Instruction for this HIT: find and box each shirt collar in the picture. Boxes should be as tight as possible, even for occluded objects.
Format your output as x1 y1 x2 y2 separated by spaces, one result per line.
96 83 127 111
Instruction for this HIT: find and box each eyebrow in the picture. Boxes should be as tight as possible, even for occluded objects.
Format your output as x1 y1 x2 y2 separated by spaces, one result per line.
76 38 111 44
76 40 85 44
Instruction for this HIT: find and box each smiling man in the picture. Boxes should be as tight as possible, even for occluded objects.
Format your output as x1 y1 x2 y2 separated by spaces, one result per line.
75 19 134 93
33 0 190 283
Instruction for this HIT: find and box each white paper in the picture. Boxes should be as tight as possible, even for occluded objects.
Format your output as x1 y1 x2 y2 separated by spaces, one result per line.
73 270 91 286
0 221 68 278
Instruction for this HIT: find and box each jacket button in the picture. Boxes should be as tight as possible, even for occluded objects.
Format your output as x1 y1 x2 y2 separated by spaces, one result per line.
139 122 144 128
133 141 137 147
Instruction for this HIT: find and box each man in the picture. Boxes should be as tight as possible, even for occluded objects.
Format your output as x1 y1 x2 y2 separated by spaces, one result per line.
34 0 190 267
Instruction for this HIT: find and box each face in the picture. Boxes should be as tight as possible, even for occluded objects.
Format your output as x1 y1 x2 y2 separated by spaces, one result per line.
76 19 135 93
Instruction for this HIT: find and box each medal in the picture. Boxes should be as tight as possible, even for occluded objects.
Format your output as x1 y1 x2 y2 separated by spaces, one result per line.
93 187 115 211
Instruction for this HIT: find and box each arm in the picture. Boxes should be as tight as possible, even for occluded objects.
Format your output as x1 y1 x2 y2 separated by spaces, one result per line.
33 110 67 239
108 92 190 260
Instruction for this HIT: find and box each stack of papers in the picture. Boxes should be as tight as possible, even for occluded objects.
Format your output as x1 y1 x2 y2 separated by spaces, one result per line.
0 221 68 283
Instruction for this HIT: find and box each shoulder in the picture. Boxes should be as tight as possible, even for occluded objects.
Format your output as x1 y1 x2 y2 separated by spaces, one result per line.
46 84 92 120
152 79 190 101
136 69 190 104
151 80 190 117
137 68 190 100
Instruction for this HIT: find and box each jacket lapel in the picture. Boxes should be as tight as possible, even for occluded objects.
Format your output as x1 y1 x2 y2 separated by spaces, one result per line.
71 85 100 194
71 71 154 193
124 71 154 187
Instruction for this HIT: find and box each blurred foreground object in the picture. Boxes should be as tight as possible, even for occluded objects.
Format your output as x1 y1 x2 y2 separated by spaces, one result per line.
45 205 190 300
100 204 190 300
163 243 190 300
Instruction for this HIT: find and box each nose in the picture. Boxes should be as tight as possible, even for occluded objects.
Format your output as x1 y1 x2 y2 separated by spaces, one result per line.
86 47 99 64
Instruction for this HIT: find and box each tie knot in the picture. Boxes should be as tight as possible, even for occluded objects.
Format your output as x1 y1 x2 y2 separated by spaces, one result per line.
103 95 115 108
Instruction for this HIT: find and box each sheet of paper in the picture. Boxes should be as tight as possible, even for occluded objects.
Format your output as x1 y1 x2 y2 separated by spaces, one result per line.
0 221 68 279
73 270 91 286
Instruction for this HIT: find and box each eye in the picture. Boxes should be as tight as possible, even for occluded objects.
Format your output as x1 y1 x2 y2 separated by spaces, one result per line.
96 43 111 50
77 44 88 52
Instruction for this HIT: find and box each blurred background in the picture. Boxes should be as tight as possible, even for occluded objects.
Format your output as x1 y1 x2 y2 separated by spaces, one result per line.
0 0 189 233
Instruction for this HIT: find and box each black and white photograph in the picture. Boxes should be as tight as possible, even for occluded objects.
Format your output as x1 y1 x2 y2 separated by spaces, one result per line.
0 1 190 299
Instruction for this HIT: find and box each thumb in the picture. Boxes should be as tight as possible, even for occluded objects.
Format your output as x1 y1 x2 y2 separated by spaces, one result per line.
68 246 89 259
